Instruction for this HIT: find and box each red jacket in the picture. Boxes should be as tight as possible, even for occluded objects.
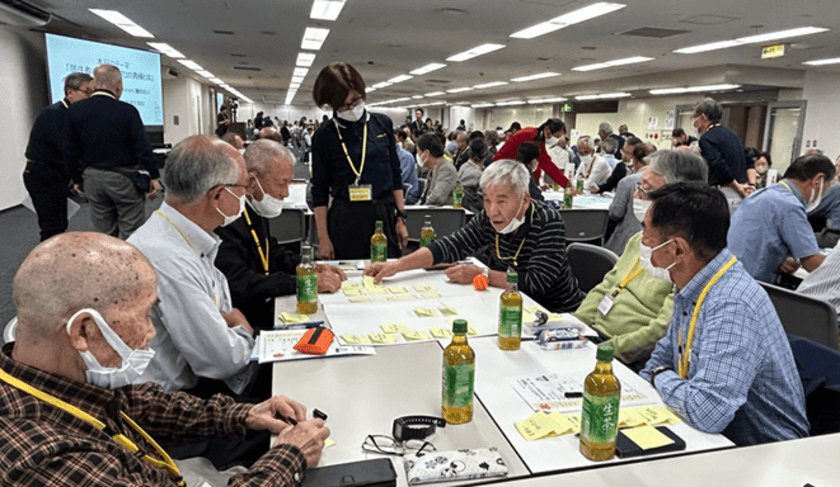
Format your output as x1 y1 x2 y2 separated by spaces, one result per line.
492 127 570 188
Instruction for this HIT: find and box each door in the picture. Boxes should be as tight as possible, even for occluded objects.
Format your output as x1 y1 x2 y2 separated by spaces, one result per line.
763 101 807 175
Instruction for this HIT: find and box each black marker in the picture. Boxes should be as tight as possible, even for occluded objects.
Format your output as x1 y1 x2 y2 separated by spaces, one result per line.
564 391 583 398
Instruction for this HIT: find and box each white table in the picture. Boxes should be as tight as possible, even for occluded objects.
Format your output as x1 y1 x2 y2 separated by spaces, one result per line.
542 191 613 210
469 336 733 473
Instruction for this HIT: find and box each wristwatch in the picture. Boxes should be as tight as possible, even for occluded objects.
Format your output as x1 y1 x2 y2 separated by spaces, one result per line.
649 365 673 388
392 416 446 442
395 208 407 221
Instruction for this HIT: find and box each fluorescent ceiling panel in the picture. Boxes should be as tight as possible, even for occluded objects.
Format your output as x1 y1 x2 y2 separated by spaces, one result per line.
195 70 214 78
446 87 474 93
293 67 309 77
575 92 631 100
301 27 330 50
371 81 392 89
89 9 154 38
471 103 495 108
496 100 526 106
411 95 424 99
510 72 561 82
388 74 414 83
310 0 346 21
446 43 506 62
649 84 740 95
296 52 316 67
424 91 446 97
410 63 447 75
527 97 567 104
510 2 626 39
147 42 183 58
675 26 829 54
177 59 204 71
573 56 655 71
803 57 840 66
473 81 509 89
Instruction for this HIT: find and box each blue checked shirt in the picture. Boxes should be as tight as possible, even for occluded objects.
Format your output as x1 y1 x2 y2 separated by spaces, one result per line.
640 249 809 446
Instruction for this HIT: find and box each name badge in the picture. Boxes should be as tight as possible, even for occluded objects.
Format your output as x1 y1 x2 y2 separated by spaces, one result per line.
349 183 372 202
597 291 618 317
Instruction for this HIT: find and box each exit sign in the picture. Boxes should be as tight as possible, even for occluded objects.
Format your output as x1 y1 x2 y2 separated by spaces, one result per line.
762 44 785 59
560 102 573 112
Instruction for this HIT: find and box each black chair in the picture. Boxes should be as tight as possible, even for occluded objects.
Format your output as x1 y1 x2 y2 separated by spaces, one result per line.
293 163 311 180
267 208 308 246
566 243 619 293
405 208 466 244
558 209 610 246
787 334 840 436
759 282 838 350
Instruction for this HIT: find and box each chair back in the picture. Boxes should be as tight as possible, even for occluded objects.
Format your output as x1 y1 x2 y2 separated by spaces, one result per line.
416 179 427 199
566 243 619 293
405 208 466 243
558 209 610 246
293 163 311 180
759 282 838 349
787 334 840 436
267 208 308 245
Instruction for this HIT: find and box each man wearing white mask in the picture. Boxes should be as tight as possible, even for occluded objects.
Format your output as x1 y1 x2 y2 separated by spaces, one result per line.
639 182 808 446
585 136 619 193
128 135 259 400
365 160 584 312
574 136 596 180
0 232 330 484
728 153 834 283
215 140 346 331
417 133 458 206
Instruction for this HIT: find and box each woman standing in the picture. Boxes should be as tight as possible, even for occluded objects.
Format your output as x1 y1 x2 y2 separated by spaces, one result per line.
311 63 408 259
493 118 569 188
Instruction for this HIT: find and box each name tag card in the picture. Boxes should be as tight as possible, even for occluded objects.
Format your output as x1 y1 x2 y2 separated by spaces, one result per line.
349 183 372 202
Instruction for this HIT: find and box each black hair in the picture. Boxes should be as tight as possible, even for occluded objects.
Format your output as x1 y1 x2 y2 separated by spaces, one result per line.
515 141 540 166
535 118 566 143
416 108 424 116
672 128 686 138
469 138 489 162
625 136 643 147
783 154 835 182
417 132 444 158
469 130 484 141
508 122 522 132
648 182 729 262
395 130 407 141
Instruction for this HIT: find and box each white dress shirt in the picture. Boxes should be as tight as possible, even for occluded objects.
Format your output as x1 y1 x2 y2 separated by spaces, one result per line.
585 154 617 190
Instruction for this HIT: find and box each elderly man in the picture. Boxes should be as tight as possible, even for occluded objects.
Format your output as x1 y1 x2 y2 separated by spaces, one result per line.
728 154 834 283
258 126 284 145
215 140 346 330
24 72 94 241
128 135 258 399
417 133 458 206
395 130 420 204
574 136 596 180
597 122 624 159
451 131 469 170
639 182 808 446
576 151 707 370
603 142 657 255
585 136 619 192
671 127 697 148
65 64 161 239
0 232 329 485
366 160 584 312
594 136 641 194
222 132 245 150
618 124 635 139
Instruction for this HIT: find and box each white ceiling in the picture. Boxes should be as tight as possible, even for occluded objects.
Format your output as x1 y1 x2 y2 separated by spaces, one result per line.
32 0 840 107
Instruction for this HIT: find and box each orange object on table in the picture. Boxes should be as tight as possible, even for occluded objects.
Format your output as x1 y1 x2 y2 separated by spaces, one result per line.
473 273 489 291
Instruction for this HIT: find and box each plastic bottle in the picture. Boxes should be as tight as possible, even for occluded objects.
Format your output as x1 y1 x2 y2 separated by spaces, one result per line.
580 344 622 461
498 271 523 350
442 319 475 424
419 215 436 247
296 245 318 314
370 220 387 263
564 179 575 209
452 182 463 208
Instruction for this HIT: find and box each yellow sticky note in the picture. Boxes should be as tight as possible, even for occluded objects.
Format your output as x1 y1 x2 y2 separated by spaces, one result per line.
341 334 371 344
438 306 459 316
325 438 336 448
381 323 408 333
369 332 398 344
343 287 365 296
395 294 417 301
341 282 363 290
547 411 576 435
402 330 431 341
619 408 648 428
349 296 373 303
421 291 442 299
524 306 541 315
565 414 582 433
414 307 437 317
363 276 376 288
414 285 433 292
368 286 388 295
388 286 408 294
429 327 453 339
468 325 479 336
637 406 682 426
622 425 675 450
279 312 309 324
515 413 557 441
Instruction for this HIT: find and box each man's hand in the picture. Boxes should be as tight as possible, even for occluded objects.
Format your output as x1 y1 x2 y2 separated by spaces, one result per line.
742 183 756 196
319 238 335 260
222 308 254 336
316 268 343 293
147 179 161 199
274 419 330 468
444 264 482 284
245 395 307 433
589 185 599 194
779 257 801 275
73 183 85 197
396 218 409 250
364 261 400 283
316 264 347 281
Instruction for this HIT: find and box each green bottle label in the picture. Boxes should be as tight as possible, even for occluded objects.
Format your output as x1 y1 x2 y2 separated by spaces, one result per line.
419 235 435 247
576 179 584 192
564 193 573 208
453 188 463 205
580 392 620 444
498 305 522 337
442 362 474 408
371 243 387 262
296 274 318 304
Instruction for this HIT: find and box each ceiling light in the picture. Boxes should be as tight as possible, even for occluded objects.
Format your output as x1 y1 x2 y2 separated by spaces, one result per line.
471 103 495 108
495 100 526 106
575 92 631 100
675 26 829 54
804 57 840 66
412 95 424 99
177 59 204 71
424 91 446 97
89 9 154 38
510 2 626 39
310 0 346 21
473 81 509 89
209 77 223 84
446 87 474 93
410 63 447 75
418 101 446 107
371 81 392 89
147 42 183 58
446 43 506 62
291 76 305 84
573 56 655 71
527 97 567 104
674 40 742 54
388 74 413 84
510 72 561 82
296 52 316 67
293 67 309 77
195 70 214 78
367 87 377 93
289 83 301 89
649 84 740 95
301 27 330 50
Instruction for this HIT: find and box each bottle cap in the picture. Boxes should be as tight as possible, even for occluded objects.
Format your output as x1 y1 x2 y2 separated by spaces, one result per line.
375 220 383 228
425 214 431 220
596 344 614 362
302 245 312 255
507 272 518 284
452 319 468 334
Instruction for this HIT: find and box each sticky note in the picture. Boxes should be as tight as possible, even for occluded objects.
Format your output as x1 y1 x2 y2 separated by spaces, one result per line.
565 414 582 433
514 411 575 441
325 438 336 448
388 286 408 294
622 425 675 450
548 412 576 435
414 307 437 317
402 330 431 341
394 294 417 301
343 287 365 296
341 282 363 290
414 285 433 292
468 325 479 336
341 334 371 344
364 276 386 289
524 306 541 315
381 323 408 333
349 297 373 303
638 406 682 425
429 327 453 338
279 312 309 324
369 332 398 344
367 286 388 295
421 291 442 299
438 305 459 316
619 408 647 428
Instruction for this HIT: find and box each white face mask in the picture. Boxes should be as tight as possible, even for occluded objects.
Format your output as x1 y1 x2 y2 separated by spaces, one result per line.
417 151 427 168
633 198 652 223
497 199 527 235
336 102 366 122
67 308 155 389
545 136 560 147
755 165 768 175
579 154 593 168
639 239 675 284
806 178 824 212
250 177 284 218
218 186 246 226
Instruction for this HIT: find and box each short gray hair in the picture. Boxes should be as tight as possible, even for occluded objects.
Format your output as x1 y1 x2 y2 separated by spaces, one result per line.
648 150 709 184
244 139 295 178
598 122 613 134
480 159 529 197
694 98 722 124
164 135 241 204
577 136 592 150
94 64 122 92
600 136 618 155
64 72 93 95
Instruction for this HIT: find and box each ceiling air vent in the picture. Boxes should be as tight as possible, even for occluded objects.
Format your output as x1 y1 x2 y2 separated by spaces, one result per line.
213 29 235 35
619 27 690 39
233 66 262 71
679 15 740 26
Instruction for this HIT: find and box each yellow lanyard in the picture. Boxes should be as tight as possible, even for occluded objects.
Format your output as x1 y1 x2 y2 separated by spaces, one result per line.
0 368 184 485
155 210 220 307
242 208 269 275
612 259 644 297
678 256 738 378
333 119 367 183
60 99 69 109
494 204 534 268
92 91 116 100
779 180 793 193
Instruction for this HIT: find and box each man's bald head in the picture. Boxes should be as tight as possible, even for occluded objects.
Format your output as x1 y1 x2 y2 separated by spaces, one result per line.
94 64 123 97
13 233 156 343
258 127 284 145
164 134 242 205
244 139 294 178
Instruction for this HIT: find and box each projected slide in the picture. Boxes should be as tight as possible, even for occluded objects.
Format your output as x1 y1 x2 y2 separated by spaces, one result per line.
45 33 163 126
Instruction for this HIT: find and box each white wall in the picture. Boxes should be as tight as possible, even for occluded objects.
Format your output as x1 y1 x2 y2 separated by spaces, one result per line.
0 26 48 211
799 71 840 160
162 77 206 145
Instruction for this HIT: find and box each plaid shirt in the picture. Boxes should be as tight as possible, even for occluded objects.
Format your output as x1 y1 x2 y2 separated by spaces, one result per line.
0 343 306 486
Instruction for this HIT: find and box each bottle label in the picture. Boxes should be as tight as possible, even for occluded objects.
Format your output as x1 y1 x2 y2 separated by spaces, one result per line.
296 274 317 304
453 189 463 206
580 392 620 444
442 362 474 409
498 305 522 337
371 243 387 262
576 179 584 192
564 193 573 209
419 235 435 247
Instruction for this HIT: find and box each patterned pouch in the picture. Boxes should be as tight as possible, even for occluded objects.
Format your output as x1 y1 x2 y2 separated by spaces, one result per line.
402 447 508 484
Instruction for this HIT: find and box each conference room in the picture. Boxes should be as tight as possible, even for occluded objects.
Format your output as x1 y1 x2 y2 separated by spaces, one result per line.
1 0 839 486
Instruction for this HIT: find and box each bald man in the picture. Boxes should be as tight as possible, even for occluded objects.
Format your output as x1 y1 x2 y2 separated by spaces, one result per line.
65 64 161 239
0 232 329 485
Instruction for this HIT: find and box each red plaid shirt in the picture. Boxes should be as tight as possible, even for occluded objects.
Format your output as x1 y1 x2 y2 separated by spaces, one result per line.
0 343 306 486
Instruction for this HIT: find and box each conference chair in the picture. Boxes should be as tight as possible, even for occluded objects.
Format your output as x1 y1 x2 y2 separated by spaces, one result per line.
416 178 427 199
404 208 466 251
787 334 840 436
268 208 307 248
558 209 610 246
759 282 838 350
566 243 619 293
293 163 311 180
